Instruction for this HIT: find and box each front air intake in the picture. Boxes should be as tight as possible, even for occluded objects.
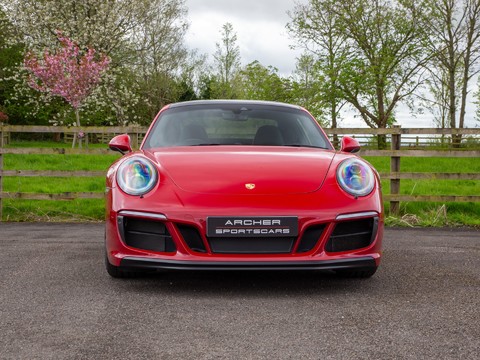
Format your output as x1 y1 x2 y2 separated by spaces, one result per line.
295 225 326 253
177 224 207 253
118 217 176 253
325 217 378 253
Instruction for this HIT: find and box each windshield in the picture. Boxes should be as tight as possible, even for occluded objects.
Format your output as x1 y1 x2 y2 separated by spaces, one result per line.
142 103 333 150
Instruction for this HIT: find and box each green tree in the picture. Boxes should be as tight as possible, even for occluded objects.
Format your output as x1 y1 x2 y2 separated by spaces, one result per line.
288 1 348 144
0 8 22 120
131 0 191 121
477 83 480 123
197 74 217 100
289 0 429 148
422 60 454 130
419 0 480 146
212 23 242 98
237 61 290 102
0 7 62 126
289 55 326 126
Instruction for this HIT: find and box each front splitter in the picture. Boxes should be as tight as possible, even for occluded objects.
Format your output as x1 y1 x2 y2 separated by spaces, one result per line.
120 256 376 271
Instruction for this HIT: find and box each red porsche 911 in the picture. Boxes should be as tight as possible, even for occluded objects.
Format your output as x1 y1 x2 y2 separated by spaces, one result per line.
105 100 383 278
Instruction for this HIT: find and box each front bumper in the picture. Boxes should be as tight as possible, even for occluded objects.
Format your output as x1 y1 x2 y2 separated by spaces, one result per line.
105 209 383 270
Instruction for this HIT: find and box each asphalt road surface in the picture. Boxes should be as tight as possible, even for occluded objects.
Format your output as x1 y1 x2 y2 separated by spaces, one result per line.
0 223 479 360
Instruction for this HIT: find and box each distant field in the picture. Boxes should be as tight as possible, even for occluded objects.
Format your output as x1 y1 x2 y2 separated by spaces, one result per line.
1 141 479 226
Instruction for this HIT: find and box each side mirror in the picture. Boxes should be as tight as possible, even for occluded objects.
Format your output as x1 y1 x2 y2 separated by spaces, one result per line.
340 136 361 153
109 134 132 155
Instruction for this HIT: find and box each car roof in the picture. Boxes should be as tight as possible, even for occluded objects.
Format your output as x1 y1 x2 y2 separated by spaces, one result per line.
166 100 305 111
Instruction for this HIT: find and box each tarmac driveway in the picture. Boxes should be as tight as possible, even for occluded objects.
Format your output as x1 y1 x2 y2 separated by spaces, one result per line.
0 223 479 359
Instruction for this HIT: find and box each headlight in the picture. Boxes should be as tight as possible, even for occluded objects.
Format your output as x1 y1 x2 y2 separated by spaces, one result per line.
116 156 158 196
336 158 375 197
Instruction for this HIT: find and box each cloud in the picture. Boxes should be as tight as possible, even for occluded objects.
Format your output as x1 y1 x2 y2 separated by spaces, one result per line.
186 0 298 23
185 0 305 75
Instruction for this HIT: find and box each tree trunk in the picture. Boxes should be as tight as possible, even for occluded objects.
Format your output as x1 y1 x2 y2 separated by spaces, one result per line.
447 35 458 148
331 99 339 149
377 134 387 150
377 111 388 150
75 108 82 149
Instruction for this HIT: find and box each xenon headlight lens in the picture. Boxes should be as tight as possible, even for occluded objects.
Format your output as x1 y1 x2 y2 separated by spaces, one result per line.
117 156 158 196
336 158 375 197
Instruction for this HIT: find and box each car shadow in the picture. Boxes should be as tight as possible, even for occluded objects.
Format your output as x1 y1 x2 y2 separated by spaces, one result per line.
109 269 382 297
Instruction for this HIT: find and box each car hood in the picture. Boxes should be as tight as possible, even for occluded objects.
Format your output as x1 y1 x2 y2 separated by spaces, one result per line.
148 147 336 195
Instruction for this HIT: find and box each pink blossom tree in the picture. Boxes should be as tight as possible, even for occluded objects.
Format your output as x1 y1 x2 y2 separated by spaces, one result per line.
24 32 110 147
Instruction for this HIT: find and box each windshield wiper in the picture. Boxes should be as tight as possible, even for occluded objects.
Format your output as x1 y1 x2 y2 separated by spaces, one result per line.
190 143 222 146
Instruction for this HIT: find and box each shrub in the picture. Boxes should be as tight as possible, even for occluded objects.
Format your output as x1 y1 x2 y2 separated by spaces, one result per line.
0 111 9 122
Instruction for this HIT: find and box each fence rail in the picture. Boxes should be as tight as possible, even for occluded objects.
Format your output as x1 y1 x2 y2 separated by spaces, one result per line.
1 125 479 220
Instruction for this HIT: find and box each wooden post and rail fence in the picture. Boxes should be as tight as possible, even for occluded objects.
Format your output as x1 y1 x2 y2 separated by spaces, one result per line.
0 125 479 221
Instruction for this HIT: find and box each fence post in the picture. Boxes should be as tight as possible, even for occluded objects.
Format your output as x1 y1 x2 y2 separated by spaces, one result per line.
131 132 139 149
390 125 401 216
0 125 4 221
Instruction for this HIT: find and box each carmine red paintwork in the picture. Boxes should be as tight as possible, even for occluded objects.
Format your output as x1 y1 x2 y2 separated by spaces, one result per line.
108 133 132 153
340 136 361 153
105 100 383 276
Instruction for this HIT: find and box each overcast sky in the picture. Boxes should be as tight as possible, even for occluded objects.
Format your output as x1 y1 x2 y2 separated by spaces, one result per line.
184 0 304 75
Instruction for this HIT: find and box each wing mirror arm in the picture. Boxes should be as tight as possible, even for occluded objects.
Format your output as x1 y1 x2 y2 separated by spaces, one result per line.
109 146 127 155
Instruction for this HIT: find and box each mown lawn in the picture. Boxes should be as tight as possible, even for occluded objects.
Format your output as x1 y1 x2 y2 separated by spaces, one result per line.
364 156 480 226
2 141 120 222
1 141 479 226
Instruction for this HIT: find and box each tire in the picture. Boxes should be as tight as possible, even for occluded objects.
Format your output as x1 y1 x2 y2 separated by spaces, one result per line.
334 266 378 278
104 230 136 278
105 253 128 278
105 253 158 278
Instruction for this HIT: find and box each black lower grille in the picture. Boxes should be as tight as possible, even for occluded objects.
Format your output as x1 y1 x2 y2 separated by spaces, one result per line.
119 217 176 252
208 237 295 254
177 224 207 253
325 217 378 253
296 225 326 253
